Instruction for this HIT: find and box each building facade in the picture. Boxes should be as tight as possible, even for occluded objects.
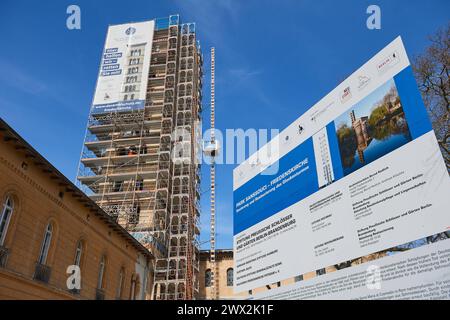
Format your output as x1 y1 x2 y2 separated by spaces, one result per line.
77 15 203 300
199 250 235 299
0 118 153 300
198 250 248 300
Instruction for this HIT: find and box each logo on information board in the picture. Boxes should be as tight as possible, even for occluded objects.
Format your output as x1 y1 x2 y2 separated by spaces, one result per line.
377 51 400 74
125 27 136 35
357 75 371 91
340 86 352 103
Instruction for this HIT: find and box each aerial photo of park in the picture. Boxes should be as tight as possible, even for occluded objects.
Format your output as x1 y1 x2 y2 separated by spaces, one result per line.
334 78 412 176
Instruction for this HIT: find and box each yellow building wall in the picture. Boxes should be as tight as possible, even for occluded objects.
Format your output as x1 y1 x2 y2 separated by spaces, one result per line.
198 251 247 300
0 134 152 300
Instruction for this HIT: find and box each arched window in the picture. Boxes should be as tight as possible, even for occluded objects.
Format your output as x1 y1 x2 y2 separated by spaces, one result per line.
97 255 106 289
294 275 303 282
316 268 326 276
226 268 233 287
130 280 135 300
116 268 125 300
0 196 14 245
74 240 83 266
38 223 53 264
130 275 138 300
205 269 211 287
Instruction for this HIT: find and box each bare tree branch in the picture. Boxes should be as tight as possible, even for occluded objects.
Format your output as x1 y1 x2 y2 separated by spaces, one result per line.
413 23 450 172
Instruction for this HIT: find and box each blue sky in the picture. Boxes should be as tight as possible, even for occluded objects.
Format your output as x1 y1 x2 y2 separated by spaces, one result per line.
0 0 448 249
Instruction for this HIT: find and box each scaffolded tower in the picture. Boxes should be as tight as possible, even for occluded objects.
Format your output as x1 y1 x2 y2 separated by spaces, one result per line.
77 15 203 300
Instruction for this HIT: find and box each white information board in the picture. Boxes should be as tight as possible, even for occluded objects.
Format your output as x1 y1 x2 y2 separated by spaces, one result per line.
91 20 154 114
233 37 450 299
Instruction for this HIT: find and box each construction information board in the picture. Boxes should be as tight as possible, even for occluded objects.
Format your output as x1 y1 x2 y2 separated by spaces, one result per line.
91 20 154 114
233 37 450 299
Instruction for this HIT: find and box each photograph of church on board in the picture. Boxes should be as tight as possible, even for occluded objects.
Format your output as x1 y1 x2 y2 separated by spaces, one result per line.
335 78 412 176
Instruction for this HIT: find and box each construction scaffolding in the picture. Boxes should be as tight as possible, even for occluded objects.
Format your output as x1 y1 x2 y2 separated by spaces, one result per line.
76 15 202 300
206 47 219 300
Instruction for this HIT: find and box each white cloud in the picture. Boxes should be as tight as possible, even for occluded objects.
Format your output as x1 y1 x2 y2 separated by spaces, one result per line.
0 59 47 95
